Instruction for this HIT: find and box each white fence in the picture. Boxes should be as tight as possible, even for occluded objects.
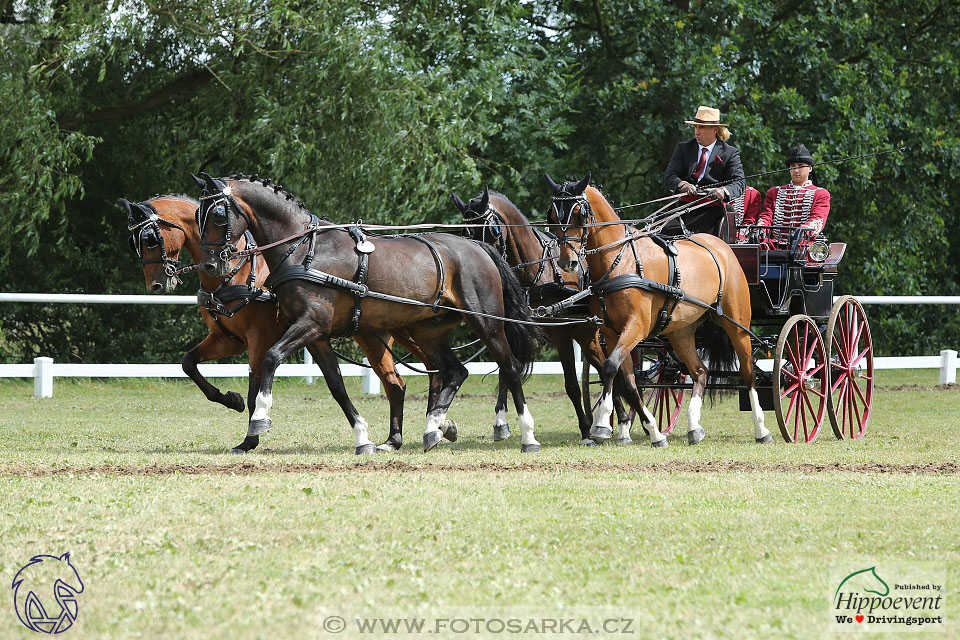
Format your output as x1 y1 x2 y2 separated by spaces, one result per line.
2 293 957 397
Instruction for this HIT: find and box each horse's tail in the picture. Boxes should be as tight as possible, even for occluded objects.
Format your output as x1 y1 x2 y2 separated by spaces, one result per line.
701 316 740 404
476 243 543 382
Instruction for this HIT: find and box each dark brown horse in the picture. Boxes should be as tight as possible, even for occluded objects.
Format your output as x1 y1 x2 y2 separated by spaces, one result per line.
452 187 636 445
194 174 542 452
122 195 428 454
545 174 772 446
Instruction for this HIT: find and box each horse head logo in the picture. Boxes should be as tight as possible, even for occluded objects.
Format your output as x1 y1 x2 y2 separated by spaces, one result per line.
834 565 890 600
11 552 85 634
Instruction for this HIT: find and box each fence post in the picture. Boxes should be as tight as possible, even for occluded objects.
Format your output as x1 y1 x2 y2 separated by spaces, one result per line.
303 348 314 385
362 358 380 394
34 357 53 398
940 350 957 385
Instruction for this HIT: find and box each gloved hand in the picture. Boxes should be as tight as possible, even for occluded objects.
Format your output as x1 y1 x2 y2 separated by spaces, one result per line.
709 187 728 202
676 181 698 195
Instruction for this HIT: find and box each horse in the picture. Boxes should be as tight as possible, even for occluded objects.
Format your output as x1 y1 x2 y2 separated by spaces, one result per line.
193 174 543 453
544 173 772 446
452 186 635 446
122 195 421 454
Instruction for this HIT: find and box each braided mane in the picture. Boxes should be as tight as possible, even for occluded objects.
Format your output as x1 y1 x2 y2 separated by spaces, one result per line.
228 173 313 213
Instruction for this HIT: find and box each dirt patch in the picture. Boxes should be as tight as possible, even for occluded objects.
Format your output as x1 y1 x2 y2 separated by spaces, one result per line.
4 460 958 478
882 384 960 392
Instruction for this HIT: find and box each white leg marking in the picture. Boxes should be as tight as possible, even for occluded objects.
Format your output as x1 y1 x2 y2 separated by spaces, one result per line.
641 405 666 445
686 395 703 432
494 408 508 428
591 392 614 429
748 388 771 440
251 392 273 421
618 415 634 440
353 415 373 448
425 410 446 436
518 404 539 446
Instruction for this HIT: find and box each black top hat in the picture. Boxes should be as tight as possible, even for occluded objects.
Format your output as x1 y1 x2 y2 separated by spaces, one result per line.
785 144 814 166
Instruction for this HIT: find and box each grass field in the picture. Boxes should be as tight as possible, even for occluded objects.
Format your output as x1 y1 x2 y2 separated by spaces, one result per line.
1 370 957 638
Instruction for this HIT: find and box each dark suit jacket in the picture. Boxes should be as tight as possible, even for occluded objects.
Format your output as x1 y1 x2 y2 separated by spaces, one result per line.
664 139 746 201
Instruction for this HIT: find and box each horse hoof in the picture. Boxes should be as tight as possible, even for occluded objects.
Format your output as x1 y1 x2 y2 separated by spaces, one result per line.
230 435 259 453
756 433 773 444
521 443 541 453
687 427 705 445
493 424 511 441
590 426 612 443
248 418 272 436
355 443 377 456
440 420 458 442
579 438 597 447
651 438 668 448
423 430 443 452
618 437 633 446
224 391 245 413
376 441 400 452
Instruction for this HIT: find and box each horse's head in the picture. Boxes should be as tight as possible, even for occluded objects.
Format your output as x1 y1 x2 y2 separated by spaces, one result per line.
544 172 591 272
451 186 505 248
122 197 188 293
194 173 250 277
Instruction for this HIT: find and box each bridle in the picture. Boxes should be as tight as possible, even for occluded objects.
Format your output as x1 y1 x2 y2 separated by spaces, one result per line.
197 180 250 263
126 201 186 279
549 190 594 273
461 204 506 258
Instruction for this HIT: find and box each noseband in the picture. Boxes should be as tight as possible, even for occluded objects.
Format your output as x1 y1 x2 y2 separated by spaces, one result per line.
127 202 186 278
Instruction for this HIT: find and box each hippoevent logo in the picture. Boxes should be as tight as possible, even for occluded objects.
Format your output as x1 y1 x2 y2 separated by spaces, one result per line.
831 563 945 632
11 552 85 634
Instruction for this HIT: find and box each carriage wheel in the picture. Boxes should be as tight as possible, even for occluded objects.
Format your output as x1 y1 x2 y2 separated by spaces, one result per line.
637 349 685 433
773 315 828 443
825 296 873 439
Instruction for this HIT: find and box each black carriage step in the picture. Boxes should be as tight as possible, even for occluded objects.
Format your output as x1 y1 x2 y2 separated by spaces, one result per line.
740 387 774 411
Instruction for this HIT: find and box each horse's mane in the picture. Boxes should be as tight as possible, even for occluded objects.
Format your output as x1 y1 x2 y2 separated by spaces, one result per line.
148 193 198 205
584 184 620 220
488 190 530 225
227 173 322 219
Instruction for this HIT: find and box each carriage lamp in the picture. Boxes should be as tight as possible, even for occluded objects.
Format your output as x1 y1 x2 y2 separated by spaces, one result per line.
807 239 830 263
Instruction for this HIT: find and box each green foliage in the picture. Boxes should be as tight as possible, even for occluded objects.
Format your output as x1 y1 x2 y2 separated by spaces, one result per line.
0 0 957 361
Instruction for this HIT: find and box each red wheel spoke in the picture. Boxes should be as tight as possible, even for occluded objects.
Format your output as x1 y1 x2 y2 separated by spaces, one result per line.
852 378 868 407
801 402 809 441
831 373 848 393
781 381 800 399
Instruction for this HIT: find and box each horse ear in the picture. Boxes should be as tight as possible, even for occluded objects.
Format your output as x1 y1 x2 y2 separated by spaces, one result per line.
119 198 132 215
480 185 490 210
189 173 206 191
544 173 561 194
572 172 591 195
451 192 467 214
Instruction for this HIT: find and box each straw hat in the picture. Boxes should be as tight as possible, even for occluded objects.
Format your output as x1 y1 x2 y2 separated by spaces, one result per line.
684 106 727 126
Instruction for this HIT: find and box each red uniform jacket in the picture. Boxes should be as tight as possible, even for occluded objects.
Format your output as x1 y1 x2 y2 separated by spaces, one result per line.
759 181 830 249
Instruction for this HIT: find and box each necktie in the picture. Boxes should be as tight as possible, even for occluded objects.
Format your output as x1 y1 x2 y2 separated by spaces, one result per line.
692 147 708 182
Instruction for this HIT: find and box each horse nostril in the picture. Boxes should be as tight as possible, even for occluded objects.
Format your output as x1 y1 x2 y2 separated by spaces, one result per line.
150 282 164 293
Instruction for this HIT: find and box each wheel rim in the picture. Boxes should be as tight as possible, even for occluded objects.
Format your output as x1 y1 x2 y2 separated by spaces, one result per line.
773 315 828 443
826 297 873 439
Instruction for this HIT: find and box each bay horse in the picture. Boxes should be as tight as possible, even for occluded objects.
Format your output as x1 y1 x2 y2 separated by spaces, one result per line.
545 173 772 446
452 187 635 446
194 174 543 453
122 195 423 454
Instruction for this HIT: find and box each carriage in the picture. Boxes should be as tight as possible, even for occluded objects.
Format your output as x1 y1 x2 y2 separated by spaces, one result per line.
582 213 874 444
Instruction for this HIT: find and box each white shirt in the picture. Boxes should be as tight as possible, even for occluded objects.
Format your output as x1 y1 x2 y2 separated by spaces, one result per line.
694 141 717 183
